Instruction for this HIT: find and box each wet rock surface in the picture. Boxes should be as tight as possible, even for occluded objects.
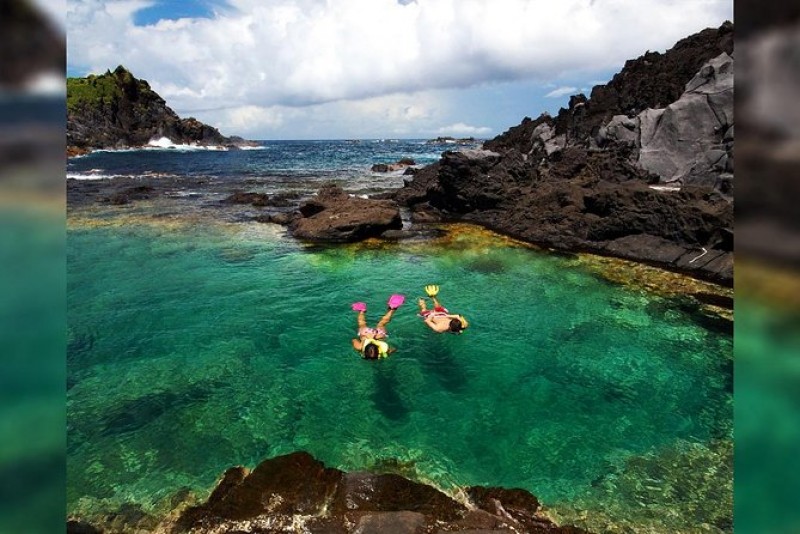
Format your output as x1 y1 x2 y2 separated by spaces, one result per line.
289 184 403 242
372 158 417 173
168 452 587 533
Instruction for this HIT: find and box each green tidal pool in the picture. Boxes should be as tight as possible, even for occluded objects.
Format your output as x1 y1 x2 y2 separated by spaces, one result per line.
67 220 732 532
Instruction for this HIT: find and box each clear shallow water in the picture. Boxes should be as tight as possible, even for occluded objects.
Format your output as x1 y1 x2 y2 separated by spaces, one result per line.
67 221 732 531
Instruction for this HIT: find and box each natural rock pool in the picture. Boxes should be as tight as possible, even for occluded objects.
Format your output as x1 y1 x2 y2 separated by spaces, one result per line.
67 217 732 532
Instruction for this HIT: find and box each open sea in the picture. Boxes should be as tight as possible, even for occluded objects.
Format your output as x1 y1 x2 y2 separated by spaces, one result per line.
66 140 733 532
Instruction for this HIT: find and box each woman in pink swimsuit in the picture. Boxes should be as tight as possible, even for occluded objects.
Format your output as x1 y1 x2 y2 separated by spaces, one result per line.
351 294 405 359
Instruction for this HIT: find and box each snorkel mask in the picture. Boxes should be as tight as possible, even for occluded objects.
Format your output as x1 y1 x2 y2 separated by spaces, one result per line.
450 315 469 334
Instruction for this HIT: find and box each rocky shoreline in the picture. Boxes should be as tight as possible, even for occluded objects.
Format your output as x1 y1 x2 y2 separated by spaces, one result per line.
88 21 729 285
66 23 734 286
387 22 733 286
67 452 588 534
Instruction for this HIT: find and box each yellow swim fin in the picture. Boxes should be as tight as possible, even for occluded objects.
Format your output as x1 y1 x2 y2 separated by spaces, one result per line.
425 285 439 297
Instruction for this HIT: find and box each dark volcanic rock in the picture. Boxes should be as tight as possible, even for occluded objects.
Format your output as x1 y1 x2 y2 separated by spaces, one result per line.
168 451 586 534
372 158 417 172
224 191 271 207
104 185 156 205
394 22 734 285
290 184 402 242
533 22 733 145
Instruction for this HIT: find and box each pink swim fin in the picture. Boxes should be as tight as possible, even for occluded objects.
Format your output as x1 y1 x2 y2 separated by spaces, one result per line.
352 302 367 312
387 294 405 310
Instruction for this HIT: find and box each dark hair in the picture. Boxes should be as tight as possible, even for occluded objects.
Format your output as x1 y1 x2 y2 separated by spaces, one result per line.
363 343 379 360
449 318 463 333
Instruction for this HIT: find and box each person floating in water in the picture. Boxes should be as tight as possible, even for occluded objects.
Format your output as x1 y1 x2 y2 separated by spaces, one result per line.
351 294 405 360
418 285 469 334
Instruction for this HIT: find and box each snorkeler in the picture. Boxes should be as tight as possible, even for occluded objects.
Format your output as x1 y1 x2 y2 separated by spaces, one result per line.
351 294 405 360
417 285 469 334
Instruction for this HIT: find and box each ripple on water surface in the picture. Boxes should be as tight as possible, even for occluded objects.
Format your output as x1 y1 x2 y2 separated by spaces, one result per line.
66 222 732 532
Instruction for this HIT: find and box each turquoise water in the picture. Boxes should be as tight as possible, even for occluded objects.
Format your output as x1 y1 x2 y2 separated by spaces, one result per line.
66 221 732 531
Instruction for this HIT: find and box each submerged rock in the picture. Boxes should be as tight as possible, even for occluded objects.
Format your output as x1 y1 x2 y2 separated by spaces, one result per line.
290 184 402 242
103 185 156 205
371 158 417 173
223 191 271 207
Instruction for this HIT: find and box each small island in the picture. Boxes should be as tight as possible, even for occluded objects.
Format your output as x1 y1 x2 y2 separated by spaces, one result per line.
67 66 255 155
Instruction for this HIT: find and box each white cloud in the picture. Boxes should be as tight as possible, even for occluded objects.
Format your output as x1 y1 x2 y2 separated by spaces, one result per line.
220 105 285 134
68 0 732 113
66 0 732 137
197 91 448 139
544 86 578 98
435 122 492 136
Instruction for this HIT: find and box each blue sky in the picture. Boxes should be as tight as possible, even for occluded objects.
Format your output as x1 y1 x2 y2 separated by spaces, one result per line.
66 0 733 140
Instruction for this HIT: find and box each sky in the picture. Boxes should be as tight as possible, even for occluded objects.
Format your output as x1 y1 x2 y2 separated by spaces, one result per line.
64 0 733 140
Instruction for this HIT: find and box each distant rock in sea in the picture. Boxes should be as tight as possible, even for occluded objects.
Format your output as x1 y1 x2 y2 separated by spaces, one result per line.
66 65 253 153
371 157 416 172
426 136 480 145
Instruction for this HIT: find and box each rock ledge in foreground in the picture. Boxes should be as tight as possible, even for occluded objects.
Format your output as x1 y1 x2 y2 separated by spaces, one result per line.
171 451 588 533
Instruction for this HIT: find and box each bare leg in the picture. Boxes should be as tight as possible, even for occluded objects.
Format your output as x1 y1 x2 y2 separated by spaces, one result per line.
357 311 367 330
376 308 395 329
418 298 428 313
432 296 444 309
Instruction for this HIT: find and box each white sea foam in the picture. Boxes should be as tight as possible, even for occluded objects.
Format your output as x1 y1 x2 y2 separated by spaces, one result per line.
66 172 123 180
67 169 182 180
146 137 227 151
86 138 264 153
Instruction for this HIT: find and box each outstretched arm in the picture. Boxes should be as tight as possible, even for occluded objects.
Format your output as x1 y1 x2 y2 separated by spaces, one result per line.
352 338 363 351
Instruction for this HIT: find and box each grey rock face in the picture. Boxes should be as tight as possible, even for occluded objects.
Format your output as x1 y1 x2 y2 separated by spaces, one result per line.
625 52 733 189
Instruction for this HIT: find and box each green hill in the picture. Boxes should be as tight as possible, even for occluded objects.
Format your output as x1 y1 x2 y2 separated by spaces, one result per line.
67 66 236 151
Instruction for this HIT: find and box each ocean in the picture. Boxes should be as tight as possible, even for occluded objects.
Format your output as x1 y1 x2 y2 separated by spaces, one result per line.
66 140 732 533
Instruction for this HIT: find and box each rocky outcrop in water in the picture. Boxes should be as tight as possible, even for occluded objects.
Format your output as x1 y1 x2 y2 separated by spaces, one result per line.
170 451 587 533
67 66 251 152
290 184 403 242
394 22 734 285
372 158 417 173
